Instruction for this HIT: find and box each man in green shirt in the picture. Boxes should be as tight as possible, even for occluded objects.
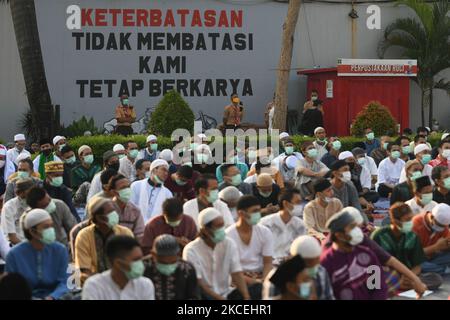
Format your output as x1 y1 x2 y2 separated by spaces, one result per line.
71 145 101 191
371 202 442 291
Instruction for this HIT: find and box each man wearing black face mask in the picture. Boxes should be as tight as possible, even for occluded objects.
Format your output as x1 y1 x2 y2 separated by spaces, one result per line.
32 138 61 180
87 151 120 202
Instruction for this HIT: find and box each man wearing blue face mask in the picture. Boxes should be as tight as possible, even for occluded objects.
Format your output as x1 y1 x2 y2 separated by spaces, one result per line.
376 142 405 198
71 145 101 192
399 143 434 184
144 234 199 300
82 235 154 300
118 141 139 182
218 164 252 195
164 165 196 201
405 176 437 215
43 161 80 222
183 174 234 230
363 128 381 157
115 94 136 136
226 195 274 295
183 207 252 300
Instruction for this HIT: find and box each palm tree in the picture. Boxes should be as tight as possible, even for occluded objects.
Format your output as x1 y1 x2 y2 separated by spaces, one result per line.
378 0 450 127
1 0 55 139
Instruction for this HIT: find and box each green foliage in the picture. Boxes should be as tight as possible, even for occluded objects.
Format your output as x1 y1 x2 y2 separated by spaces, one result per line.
350 101 398 137
61 116 100 138
148 90 195 136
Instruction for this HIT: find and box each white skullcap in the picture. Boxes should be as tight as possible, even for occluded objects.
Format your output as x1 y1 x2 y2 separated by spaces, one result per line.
52 136 65 145
343 206 364 225
113 144 125 152
159 149 173 162
432 203 450 226
425 127 431 132
441 133 449 141
279 132 290 140
150 159 169 172
14 134 25 141
16 153 31 162
414 144 430 155
219 186 241 202
146 134 157 143
314 127 325 135
338 151 354 160
23 209 51 229
285 155 299 170
197 133 207 139
290 235 322 258
78 145 91 156
198 207 222 227
0 145 7 156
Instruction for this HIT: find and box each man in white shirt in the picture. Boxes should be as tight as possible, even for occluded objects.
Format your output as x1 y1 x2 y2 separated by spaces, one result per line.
260 189 306 265
119 140 139 181
272 139 303 184
405 176 438 215
226 195 274 287
82 235 155 300
312 127 328 160
1 178 34 245
399 144 433 184
376 142 405 198
137 134 160 162
183 207 251 300
184 174 234 229
130 159 173 223
5 134 31 183
113 144 126 160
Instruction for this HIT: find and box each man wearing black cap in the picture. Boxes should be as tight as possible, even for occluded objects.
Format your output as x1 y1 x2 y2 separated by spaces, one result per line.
87 151 120 202
303 178 343 241
32 138 61 180
115 95 136 136
405 176 438 215
320 210 388 300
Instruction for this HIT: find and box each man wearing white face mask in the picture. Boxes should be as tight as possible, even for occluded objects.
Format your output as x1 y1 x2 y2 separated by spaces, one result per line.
119 141 139 181
405 176 437 215
329 160 363 213
321 210 388 300
130 159 173 224
260 189 306 266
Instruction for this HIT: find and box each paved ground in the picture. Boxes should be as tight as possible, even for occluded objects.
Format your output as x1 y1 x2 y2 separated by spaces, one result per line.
393 275 450 300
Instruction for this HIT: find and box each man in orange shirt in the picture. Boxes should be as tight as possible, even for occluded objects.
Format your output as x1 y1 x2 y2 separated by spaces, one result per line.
412 203 450 274
115 95 136 136
223 94 244 130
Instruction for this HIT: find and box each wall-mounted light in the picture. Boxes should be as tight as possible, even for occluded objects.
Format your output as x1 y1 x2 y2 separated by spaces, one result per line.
349 8 359 19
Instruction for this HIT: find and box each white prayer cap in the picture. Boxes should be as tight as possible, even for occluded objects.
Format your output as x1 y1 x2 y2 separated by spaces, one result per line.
432 203 450 226
113 144 125 152
198 207 222 227
78 145 91 156
146 134 157 143
16 153 31 162
343 206 364 225
314 127 325 135
14 134 25 141
425 127 431 132
290 235 322 258
197 133 207 140
219 186 241 203
150 159 169 172
159 149 173 162
285 155 299 170
23 209 51 229
414 144 430 155
338 151 354 160
279 132 290 140
441 133 449 141
52 136 65 145
0 145 7 156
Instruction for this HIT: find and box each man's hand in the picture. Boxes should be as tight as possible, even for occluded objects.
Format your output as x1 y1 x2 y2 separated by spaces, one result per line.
435 237 448 252
412 280 427 299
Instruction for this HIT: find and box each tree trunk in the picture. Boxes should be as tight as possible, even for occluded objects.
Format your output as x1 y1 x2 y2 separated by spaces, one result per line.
420 89 425 127
428 87 433 129
273 0 302 132
9 0 54 140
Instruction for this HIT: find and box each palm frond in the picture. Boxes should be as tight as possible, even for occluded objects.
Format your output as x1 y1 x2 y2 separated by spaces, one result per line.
395 0 434 36
433 78 450 96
